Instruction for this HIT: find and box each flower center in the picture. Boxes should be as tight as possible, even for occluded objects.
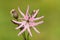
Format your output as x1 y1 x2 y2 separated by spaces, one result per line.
26 17 30 22
27 20 29 22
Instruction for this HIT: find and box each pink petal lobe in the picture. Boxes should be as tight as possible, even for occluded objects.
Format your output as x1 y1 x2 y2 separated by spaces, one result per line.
29 17 34 21
15 24 23 30
32 9 39 18
16 21 26 30
35 21 44 26
27 27 32 37
32 27 40 33
34 16 44 21
12 20 21 24
18 27 26 36
26 23 32 37
24 5 29 20
25 23 32 37
18 7 25 17
26 5 29 16
29 22 35 27
24 16 29 20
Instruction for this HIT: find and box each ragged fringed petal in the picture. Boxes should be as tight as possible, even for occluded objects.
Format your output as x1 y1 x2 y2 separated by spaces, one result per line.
29 16 44 22
15 24 23 30
29 17 34 21
26 23 32 37
15 21 26 30
32 26 40 33
18 18 24 20
29 22 35 27
18 7 25 17
12 20 22 24
24 5 30 20
35 21 44 26
18 27 26 36
32 9 39 18
18 6 30 20
33 16 44 21
26 5 29 17
24 16 29 20
29 21 44 27
27 27 32 37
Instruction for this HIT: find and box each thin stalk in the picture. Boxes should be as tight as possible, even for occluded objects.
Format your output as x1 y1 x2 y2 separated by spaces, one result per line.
22 32 26 40
27 33 29 40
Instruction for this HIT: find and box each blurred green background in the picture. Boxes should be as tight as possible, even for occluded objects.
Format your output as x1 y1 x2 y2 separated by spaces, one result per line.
0 0 60 40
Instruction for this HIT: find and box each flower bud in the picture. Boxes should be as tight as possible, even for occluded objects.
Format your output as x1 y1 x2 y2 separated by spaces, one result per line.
10 9 18 19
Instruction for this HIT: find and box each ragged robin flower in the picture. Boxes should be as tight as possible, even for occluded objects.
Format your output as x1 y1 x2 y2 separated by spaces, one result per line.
11 5 44 37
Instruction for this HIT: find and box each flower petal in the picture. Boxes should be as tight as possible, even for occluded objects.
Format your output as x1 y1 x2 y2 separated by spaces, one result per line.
26 23 32 37
32 9 39 18
12 20 21 24
29 22 35 27
34 16 44 21
27 27 32 37
26 5 29 16
24 5 29 20
18 18 24 20
26 5 31 17
18 27 26 36
35 21 44 26
32 26 40 33
15 24 23 30
29 17 34 21
18 7 25 17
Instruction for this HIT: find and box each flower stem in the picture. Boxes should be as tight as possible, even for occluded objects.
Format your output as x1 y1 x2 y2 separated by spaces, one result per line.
22 32 26 40
27 33 29 40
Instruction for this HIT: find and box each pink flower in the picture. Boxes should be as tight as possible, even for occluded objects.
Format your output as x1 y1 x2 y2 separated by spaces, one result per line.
12 5 44 37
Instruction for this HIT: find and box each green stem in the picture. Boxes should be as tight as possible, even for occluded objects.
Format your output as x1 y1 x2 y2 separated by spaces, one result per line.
22 32 26 40
27 33 29 40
